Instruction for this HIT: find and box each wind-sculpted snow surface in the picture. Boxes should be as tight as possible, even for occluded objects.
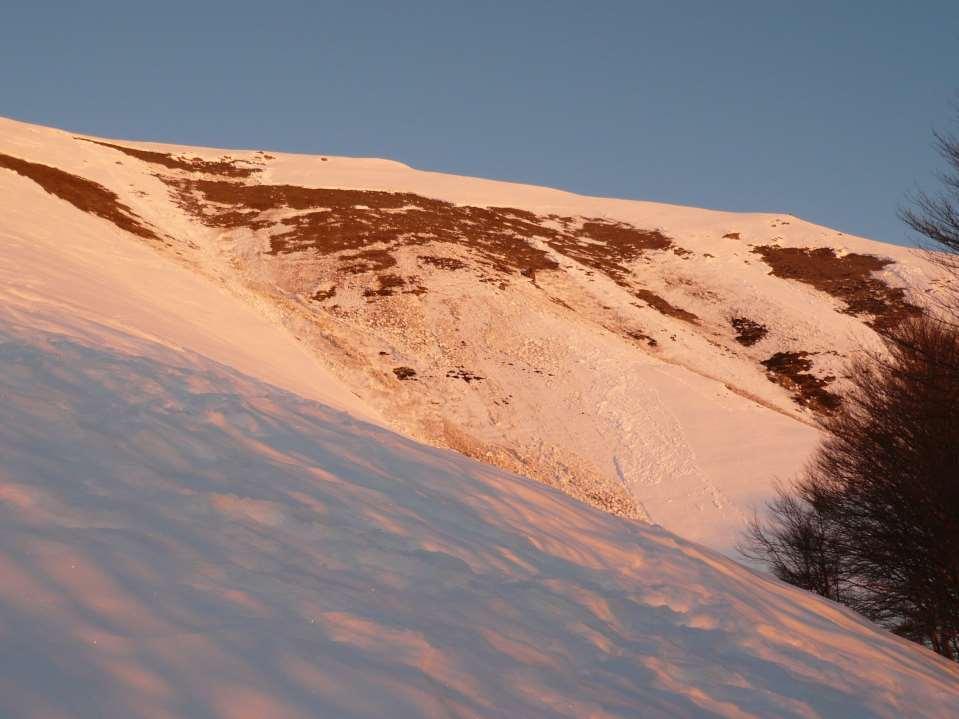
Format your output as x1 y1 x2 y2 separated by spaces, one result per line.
1 316 958 719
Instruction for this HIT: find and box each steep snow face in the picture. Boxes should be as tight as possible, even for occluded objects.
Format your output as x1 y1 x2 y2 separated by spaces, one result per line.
2 262 959 719
0 116 942 555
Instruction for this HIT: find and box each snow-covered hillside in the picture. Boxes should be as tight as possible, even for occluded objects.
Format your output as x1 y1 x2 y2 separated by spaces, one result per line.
0 117 943 553
1 119 957 715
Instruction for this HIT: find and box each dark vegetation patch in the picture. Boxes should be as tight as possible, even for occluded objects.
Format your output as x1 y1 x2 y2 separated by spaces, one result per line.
141 165 695 321
632 289 699 324
0 152 159 241
761 351 840 414
363 274 427 298
731 317 768 346
165 180 562 279
364 274 406 297
547 222 674 284
418 255 466 271
340 249 397 274
548 295 574 310
527 368 554 377
490 206 541 223
752 245 921 330
80 139 260 178
392 367 417 380
446 368 484 383
312 286 336 302
627 330 658 347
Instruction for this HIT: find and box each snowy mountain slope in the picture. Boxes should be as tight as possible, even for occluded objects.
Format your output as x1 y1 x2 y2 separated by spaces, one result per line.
1 212 958 718
0 118 959 719
0 128 374 423
0 116 943 555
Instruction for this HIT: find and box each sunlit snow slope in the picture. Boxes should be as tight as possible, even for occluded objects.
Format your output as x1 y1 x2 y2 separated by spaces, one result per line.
0 117 945 553
1 117 958 718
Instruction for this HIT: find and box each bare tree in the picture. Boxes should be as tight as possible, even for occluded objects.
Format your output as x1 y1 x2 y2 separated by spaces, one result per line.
813 317 959 658
743 316 959 660
901 112 959 322
901 121 959 255
744 114 959 660
739 483 844 601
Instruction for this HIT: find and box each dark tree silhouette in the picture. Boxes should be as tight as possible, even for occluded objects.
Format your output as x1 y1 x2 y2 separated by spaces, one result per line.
901 113 959 322
740 483 844 601
742 114 959 661
902 122 959 254
742 316 959 660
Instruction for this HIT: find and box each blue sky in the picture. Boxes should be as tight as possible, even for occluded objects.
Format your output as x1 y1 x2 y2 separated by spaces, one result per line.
2 1 957 245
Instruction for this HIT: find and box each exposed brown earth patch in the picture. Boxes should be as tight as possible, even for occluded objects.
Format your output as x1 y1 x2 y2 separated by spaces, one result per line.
392 367 417 380
627 330 658 347
312 286 336 302
363 274 407 297
546 222 674 284
165 179 563 279
632 289 699 324
363 274 427 298
68 140 693 327
731 317 768 346
753 245 921 330
761 351 840 414
0 152 159 241
339 249 397 274
722 232 741 240
156 174 696 323
548 295 574 311
418 255 467 271
446 368 485 383
80 139 260 178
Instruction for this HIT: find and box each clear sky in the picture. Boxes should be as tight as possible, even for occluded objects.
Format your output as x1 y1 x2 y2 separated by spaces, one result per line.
2 1 957 245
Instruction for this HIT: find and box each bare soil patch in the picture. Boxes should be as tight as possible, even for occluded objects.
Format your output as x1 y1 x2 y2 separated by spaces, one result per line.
393 367 417 380
141 164 697 322
363 274 406 297
312 286 336 302
446 368 484 383
80 139 260 178
633 289 699 324
627 330 658 347
419 255 467 271
167 179 563 279
0 152 159 241
546 222 674 284
753 245 920 330
339 249 397 274
731 317 768 346
363 274 426 298
761 351 840 413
